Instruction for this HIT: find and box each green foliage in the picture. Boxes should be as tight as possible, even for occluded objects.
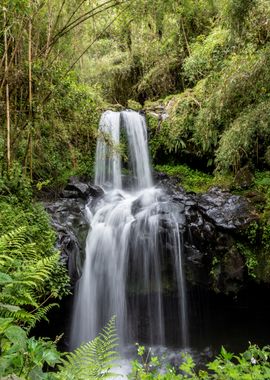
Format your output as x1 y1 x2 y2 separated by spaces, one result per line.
236 243 258 278
144 0 270 177
222 0 256 34
0 227 68 327
253 171 270 211
129 344 270 379
57 316 118 380
0 198 70 327
0 316 118 380
28 63 102 188
0 164 33 204
0 0 108 188
216 99 270 172
0 198 56 258
84 0 216 103
183 27 230 83
155 164 234 193
0 318 61 379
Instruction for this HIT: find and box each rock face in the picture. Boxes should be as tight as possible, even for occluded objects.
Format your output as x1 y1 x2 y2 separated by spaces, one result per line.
61 176 104 200
197 187 255 231
46 175 257 293
155 173 258 293
44 177 104 284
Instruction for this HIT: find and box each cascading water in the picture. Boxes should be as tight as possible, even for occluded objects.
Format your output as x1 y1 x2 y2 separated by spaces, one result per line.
95 111 122 189
71 110 188 350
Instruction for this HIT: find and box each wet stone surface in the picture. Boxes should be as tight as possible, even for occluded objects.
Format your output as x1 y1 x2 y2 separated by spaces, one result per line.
44 178 104 284
155 172 258 293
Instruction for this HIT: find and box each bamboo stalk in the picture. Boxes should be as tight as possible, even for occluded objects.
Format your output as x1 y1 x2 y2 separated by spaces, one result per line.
29 3 33 180
4 7 11 171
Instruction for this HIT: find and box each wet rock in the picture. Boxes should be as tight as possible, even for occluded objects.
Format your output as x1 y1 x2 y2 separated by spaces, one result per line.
121 174 137 189
159 178 258 293
131 191 185 229
186 244 204 265
154 172 185 195
45 198 89 284
62 177 104 200
197 187 256 231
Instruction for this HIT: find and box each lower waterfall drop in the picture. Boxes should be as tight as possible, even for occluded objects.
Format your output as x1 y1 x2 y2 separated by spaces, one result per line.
70 110 188 350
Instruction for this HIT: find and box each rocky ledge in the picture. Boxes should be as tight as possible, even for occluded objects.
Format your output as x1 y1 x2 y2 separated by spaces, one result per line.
44 177 104 284
155 172 258 293
46 175 258 293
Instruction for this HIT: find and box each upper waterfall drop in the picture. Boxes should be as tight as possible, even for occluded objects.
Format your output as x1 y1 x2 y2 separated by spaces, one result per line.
95 111 122 189
95 110 152 190
120 110 153 189
70 110 188 351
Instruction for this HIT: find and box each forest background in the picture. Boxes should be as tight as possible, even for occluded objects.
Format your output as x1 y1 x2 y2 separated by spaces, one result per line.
1 0 270 378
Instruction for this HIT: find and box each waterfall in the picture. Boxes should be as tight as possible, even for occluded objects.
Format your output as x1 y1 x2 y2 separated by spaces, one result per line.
71 110 188 349
95 111 122 189
121 111 153 189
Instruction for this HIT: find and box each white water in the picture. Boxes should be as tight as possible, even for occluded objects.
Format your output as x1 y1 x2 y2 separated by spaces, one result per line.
121 111 152 189
71 110 188 350
95 111 122 189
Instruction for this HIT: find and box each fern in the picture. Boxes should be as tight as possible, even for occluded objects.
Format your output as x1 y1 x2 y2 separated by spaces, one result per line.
28 303 59 329
0 216 117 380
0 228 68 327
57 316 118 380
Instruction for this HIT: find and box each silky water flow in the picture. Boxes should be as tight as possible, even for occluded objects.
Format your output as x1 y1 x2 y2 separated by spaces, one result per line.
71 110 188 350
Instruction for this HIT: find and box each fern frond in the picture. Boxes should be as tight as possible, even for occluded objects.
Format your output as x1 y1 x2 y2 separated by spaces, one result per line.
0 303 36 324
0 253 14 267
28 303 59 328
31 254 59 285
0 226 27 252
58 316 118 380
0 226 68 327
0 291 38 308
0 302 21 313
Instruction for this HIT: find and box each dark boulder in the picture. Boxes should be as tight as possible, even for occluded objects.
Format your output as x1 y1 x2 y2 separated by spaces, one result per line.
157 177 258 293
197 187 257 231
45 198 89 284
61 177 104 200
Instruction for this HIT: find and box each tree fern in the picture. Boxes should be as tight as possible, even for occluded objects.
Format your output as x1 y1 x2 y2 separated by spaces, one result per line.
57 316 118 380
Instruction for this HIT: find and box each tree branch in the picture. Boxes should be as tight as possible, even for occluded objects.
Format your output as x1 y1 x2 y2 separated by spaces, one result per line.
45 0 123 51
42 2 131 104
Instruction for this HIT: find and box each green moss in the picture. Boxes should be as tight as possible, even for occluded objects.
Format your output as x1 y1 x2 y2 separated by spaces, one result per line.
155 164 235 193
127 99 142 111
155 164 213 192
236 242 258 278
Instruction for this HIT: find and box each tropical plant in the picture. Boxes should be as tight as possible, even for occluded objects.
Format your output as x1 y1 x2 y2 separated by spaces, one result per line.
57 316 118 380
129 344 270 379
0 316 118 380
0 317 62 379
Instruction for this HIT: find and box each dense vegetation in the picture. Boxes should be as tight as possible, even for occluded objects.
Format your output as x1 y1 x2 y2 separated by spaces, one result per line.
130 344 270 379
1 0 270 184
1 0 270 378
